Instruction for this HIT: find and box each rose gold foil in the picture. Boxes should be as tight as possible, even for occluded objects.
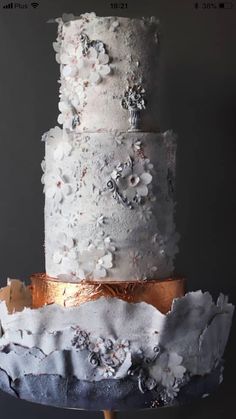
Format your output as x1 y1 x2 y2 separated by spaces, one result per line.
30 273 186 314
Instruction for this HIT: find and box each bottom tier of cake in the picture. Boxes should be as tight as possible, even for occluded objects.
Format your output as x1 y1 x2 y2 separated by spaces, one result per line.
0 278 234 411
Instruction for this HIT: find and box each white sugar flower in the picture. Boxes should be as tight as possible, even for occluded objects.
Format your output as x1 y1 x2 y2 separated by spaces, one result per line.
109 20 120 32
93 214 106 228
41 158 46 173
138 205 152 222
133 140 142 151
41 126 64 143
104 236 116 252
60 80 85 109
112 158 153 201
77 245 113 279
53 232 77 264
150 352 186 390
58 100 79 130
53 41 61 64
66 211 80 228
53 141 72 160
101 365 116 378
94 252 113 278
60 43 80 78
60 35 111 85
42 168 74 206
88 337 107 354
80 12 96 20
87 47 111 84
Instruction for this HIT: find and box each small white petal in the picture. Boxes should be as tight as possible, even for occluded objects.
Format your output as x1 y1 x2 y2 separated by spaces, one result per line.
45 186 56 198
57 114 64 124
168 352 182 367
55 53 61 64
99 64 111 76
62 65 76 77
90 71 102 84
124 187 136 200
89 47 98 60
63 184 72 196
77 58 85 69
67 43 76 56
58 101 69 112
98 53 109 65
60 53 70 65
77 45 84 58
53 42 60 52
174 365 186 378
53 145 64 160
140 172 152 185
136 184 148 197
100 253 113 269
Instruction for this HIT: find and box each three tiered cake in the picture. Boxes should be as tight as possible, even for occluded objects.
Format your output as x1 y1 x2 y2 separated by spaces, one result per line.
0 12 234 412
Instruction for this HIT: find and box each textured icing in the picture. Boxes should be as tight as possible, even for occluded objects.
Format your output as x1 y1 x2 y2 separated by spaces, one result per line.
42 128 178 281
42 12 178 281
54 13 160 132
0 284 234 398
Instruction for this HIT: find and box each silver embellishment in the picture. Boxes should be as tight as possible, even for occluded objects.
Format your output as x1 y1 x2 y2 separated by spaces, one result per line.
129 109 141 131
72 114 80 129
79 32 90 56
88 352 100 367
79 33 107 56
121 84 146 131
107 179 134 210
107 156 152 209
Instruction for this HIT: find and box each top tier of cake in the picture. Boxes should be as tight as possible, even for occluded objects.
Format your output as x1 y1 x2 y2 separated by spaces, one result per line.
54 12 160 132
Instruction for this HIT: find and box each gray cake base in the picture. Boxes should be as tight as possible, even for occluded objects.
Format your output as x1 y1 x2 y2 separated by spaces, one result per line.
0 363 222 411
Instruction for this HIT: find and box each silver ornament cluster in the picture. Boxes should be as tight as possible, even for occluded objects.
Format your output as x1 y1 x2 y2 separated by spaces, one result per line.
121 84 147 131
79 32 107 57
71 327 130 378
107 157 140 210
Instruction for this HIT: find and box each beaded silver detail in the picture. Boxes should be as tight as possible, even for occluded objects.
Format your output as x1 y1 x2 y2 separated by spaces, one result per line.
121 84 146 131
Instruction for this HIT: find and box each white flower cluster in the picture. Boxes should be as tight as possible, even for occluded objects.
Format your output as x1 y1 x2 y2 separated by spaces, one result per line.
53 28 112 130
51 231 115 280
41 129 76 211
149 351 186 399
76 233 115 279
111 156 153 202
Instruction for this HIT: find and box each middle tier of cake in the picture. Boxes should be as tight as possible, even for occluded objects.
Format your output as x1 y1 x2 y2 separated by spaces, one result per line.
42 129 178 281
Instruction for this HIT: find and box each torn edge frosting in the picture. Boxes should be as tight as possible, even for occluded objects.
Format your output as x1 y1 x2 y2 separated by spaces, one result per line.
0 280 234 401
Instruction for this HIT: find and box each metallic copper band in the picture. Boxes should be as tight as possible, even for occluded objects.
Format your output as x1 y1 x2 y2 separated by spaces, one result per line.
30 273 186 314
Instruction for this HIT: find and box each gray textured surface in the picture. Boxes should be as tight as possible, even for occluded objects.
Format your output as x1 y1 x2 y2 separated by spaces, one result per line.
0 363 223 410
0 292 233 382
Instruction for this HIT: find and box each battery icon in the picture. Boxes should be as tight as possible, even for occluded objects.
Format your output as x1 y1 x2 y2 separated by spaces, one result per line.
219 2 233 8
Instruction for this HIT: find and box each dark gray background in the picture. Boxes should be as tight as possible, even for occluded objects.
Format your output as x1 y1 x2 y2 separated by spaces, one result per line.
0 0 235 417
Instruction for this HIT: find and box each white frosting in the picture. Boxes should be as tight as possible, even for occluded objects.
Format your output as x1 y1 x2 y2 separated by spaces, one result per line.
54 13 160 132
41 13 178 281
42 129 178 280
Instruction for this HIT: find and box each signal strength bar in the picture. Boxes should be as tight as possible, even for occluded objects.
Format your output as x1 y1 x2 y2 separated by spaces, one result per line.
3 2 13 8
